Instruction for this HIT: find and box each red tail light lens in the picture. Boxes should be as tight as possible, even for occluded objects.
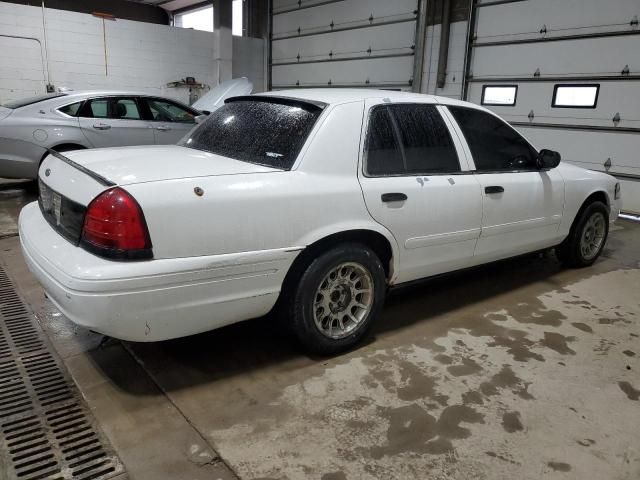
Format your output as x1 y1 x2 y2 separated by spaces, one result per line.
80 187 152 260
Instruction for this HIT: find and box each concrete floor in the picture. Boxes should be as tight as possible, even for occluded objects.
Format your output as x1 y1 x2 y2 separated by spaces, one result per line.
0 190 638 480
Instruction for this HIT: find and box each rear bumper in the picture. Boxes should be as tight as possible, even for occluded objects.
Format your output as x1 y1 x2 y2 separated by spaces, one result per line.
19 202 298 341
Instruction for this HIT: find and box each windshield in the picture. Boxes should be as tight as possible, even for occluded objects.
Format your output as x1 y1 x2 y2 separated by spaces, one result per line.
181 98 323 170
1 93 67 109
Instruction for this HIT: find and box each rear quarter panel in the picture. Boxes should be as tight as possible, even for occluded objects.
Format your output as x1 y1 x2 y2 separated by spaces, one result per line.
126 101 400 268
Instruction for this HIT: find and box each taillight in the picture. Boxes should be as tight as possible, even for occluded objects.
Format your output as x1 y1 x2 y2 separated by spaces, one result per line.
80 187 153 260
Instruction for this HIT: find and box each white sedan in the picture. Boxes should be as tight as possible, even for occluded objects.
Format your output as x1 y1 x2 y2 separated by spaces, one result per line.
19 90 621 354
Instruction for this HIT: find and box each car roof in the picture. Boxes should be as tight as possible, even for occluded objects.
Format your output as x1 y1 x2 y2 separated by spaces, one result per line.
260 88 460 106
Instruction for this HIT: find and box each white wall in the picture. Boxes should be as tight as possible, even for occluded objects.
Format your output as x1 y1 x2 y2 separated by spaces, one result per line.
0 2 227 105
232 36 266 92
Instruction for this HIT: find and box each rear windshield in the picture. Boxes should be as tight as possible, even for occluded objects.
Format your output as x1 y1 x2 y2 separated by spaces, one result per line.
181 98 323 170
1 93 67 109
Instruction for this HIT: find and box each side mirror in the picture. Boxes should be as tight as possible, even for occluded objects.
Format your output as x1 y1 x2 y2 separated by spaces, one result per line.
194 114 208 124
537 149 561 169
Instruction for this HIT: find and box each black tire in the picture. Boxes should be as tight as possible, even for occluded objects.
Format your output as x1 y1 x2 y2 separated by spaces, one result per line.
284 243 386 355
556 201 609 267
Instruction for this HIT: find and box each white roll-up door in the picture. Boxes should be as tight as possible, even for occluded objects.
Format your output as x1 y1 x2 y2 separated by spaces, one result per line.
464 0 640 214
271 0 418 90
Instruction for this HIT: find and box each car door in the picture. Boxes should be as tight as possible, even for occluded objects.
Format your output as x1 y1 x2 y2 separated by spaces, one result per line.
445 105 565 262
358 100 483 284
77 97 154 148
141 97 198 144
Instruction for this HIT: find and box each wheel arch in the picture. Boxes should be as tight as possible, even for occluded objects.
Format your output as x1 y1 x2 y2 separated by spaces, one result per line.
283 227 400 297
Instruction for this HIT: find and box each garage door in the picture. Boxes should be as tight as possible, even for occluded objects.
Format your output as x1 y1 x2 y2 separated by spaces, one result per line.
464 0 640 214
271 0 418 90
0 36 46 103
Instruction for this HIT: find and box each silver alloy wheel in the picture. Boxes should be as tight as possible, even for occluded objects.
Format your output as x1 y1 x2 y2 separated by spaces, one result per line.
313 262 375 339
580 211 606 260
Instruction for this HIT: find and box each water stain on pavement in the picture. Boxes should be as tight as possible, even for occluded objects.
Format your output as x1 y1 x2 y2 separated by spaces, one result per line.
501 411 524 433
547 461 572 472
541 332 576 355
618 381 640 401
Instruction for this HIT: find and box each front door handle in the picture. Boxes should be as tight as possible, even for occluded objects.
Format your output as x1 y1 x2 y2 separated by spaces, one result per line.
381 192 408 202
485 186 504 194
92 123 111 130
155 125 171 131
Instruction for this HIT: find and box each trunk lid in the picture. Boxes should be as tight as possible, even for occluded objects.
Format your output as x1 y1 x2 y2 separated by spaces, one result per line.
60 145 278 187
192 77 253 113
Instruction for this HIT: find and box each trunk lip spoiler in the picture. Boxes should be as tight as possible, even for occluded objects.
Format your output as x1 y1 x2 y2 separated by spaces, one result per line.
44 148 116 187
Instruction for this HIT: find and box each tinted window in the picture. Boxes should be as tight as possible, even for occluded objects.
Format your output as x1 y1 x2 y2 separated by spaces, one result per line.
146 98 196 123
449 106 538 171
389 104 459 174
58 101 83 116
364 107 404 176
1 93 66 109
113 98 141 119
81 99 109 118
182 99 322 169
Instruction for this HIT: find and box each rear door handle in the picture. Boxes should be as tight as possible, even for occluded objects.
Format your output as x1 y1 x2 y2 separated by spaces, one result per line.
381 192 408 202
155 125 171 131
92 123 111 130
485 186 504 194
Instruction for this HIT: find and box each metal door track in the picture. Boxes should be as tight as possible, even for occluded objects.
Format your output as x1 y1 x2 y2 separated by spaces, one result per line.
0 267 125 480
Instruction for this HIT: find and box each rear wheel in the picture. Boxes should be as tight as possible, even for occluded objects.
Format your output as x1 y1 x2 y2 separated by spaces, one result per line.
556 201 609 267
285 243 386 355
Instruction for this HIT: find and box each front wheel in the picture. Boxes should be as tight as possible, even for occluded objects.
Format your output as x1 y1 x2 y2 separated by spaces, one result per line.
285 243 387 355
556 201 609 267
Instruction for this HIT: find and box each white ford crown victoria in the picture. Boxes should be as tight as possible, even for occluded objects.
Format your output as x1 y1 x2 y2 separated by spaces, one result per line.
19 90 620 354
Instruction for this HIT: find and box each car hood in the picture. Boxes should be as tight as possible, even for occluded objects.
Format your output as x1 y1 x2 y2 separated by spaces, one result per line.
61 145 278 186
192 77 253 113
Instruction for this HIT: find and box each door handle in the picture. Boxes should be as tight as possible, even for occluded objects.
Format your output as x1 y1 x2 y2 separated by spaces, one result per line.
485 186 504 194
155 125 171 131
92 123 111 130
381 192 408 202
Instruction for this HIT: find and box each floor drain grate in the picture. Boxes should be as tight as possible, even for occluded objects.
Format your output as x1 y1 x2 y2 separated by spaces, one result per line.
0 267 125 479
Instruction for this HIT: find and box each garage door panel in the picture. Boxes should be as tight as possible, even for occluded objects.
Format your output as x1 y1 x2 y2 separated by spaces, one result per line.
476 0 640 40
468 81 640 127
273 0 417 36
272 55 415 87
272 21 416 62
516 127 640 175
471 36 640 77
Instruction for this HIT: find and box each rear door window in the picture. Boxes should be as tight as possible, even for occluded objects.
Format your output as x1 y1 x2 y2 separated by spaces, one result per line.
80 99 109 118
364 104 459 176
389 104 460 174
182 98 323 169
112 98 142 119
364 107 405 176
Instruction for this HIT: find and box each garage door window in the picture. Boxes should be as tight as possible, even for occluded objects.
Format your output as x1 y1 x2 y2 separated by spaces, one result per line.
365 105 459 176
552 84 599 108
481 85 517 106
448 106 538 172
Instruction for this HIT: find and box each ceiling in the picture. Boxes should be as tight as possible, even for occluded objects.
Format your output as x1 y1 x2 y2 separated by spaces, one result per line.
126 0 209 12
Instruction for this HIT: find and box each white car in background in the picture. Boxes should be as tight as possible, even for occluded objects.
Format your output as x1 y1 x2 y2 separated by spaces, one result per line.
0 78 253 179
19 90 620 354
